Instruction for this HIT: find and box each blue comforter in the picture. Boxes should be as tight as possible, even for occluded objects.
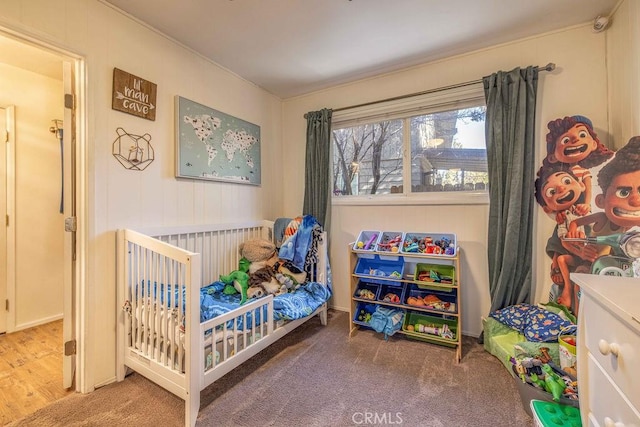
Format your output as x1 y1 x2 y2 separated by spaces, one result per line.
200 280 331 323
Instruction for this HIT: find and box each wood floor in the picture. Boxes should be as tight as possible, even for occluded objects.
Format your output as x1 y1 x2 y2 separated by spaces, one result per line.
0 320 73 425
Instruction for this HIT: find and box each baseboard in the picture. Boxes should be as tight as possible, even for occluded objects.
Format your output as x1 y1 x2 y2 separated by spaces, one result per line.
13 313 63 332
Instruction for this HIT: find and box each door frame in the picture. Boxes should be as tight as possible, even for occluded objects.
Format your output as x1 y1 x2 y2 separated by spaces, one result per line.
0 27 88 393
4 106 15 334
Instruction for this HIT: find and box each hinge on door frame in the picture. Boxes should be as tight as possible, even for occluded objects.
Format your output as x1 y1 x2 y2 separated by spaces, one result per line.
5 299 8 311
64 93 75 110
64 217 77 232
4 130 8 143
64 340 76 356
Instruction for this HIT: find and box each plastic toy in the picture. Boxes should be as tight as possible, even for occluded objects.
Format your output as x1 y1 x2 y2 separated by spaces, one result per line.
382 293 400 303
363 233 378 250
357 309 372 323
542 364 566 401
377 234 402 252
357 288 376 300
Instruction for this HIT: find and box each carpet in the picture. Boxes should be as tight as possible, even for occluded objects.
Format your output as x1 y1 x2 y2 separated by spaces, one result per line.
8 310 533 427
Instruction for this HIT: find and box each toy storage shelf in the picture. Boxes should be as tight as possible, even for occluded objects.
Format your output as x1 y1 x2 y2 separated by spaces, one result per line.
349 242 462 363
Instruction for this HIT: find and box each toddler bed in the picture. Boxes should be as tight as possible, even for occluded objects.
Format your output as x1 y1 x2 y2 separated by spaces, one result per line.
116 218 331 427
482 302 577 373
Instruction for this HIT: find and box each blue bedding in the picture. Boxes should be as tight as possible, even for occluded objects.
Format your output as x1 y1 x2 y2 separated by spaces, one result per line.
200 280 331 323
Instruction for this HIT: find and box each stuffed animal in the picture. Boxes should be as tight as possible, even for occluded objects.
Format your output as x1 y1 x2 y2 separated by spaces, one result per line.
241 238 292 296
240 238 278 272
219 270 250 304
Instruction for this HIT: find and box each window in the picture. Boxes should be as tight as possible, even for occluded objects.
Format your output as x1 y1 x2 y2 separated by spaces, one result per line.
331 86 487 199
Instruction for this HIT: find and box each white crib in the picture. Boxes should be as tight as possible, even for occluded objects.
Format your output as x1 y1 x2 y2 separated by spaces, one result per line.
116 220 329 427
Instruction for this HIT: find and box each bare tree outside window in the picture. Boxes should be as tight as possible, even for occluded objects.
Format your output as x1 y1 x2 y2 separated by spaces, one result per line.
332 103 487 197
332 119 403 195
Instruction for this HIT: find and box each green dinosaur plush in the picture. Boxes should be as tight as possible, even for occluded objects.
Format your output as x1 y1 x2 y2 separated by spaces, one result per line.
219 257 252 304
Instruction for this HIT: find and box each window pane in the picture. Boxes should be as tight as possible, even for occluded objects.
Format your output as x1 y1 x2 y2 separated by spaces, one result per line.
410 107 487 192
332 120 403 196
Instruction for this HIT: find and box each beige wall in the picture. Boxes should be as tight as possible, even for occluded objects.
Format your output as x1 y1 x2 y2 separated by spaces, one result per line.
0 63 64 329
607 0 640 147
0 0 282 388
282 25 610 337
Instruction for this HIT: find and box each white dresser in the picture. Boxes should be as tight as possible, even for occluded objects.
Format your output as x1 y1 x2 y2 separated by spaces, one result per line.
571 273 640 427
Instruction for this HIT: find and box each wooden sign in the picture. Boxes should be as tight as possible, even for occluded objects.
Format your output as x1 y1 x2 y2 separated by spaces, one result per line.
112 68 157 121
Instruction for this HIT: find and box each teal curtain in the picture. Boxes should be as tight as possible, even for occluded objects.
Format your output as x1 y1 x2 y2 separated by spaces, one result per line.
483 66 538 313
303 108 333 229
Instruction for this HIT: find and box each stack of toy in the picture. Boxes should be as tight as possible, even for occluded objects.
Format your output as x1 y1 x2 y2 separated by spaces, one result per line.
510 355 579 403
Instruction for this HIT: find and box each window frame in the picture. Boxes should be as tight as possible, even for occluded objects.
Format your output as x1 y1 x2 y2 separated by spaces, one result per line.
331 83 489 206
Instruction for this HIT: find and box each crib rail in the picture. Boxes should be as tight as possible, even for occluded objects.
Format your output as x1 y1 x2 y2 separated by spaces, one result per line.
116 221 278 427
116 229 200 405
139 220 274 286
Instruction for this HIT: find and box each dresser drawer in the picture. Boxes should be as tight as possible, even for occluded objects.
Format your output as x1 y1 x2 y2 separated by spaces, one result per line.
582 293 640 410
587 353 640 427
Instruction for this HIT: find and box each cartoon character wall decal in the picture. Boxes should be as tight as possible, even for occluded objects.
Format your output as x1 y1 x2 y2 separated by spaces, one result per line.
536 116 638 316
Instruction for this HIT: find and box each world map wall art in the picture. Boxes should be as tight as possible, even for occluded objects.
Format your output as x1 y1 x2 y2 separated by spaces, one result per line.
175 96 261 185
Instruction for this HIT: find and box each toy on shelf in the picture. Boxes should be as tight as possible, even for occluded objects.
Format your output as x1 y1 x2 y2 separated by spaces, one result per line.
376 232 403 253
357 309 372 323
402 234 456 255
416 269 453 284
357 288 376 300
354 230 379 251
407 294 454 311
404 322 454 339
381 292 400 303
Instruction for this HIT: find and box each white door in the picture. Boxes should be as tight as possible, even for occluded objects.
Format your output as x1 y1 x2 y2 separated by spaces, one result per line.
62 61 75 389
0 108 6 334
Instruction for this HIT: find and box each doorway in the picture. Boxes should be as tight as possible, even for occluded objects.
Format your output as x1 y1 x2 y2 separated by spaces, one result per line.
0 32 81 422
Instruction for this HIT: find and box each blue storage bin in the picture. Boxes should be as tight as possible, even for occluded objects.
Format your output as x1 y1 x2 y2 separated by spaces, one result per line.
404 285 457 313
378 283 405 305
353 282 380 301
353 302 377 327
354 255 404 285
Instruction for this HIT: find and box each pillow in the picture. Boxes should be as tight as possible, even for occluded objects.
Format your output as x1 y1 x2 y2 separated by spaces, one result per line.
490 303 576 343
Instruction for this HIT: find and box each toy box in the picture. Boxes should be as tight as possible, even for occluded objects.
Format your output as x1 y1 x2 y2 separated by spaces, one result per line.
353 281 380 301
354 255 405 285
401 232 457 256
404 285 457 313
530 400 581 427
375 231 404 253
353 302 377 328
353 230 380 252
377 283 405 305
516 379 579 418
414 263 455 286
558 335 577 372
402 311 457 344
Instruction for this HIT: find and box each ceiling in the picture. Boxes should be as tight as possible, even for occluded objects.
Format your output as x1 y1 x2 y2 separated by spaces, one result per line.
0 1 618 97
102 0 618 98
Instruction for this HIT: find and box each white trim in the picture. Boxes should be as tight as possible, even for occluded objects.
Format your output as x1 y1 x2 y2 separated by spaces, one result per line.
332 84 485 126
332 191 489 206
0 26 88 394
4 106 15 333
14 313 64 332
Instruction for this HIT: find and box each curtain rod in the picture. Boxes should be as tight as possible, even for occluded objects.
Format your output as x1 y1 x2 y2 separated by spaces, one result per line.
332 62 556 113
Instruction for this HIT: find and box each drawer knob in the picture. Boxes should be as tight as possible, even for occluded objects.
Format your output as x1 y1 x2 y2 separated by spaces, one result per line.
604 416 625 427
598 339 620 357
